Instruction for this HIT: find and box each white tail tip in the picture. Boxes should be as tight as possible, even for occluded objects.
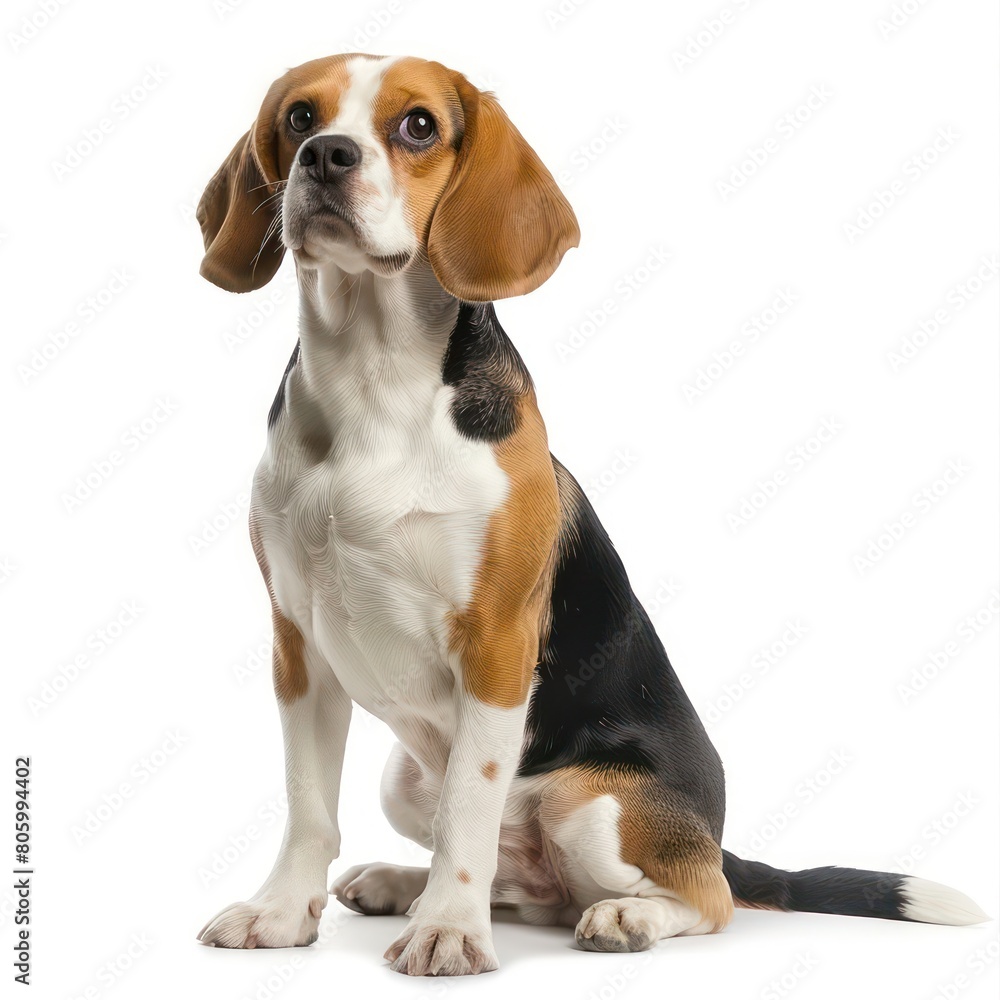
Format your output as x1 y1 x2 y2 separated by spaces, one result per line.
900 877 990 925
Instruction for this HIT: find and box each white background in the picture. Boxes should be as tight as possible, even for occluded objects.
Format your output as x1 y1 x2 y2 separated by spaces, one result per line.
3 0 998 997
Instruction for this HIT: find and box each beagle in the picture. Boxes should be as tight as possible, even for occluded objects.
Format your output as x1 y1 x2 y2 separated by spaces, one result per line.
194 53 986 976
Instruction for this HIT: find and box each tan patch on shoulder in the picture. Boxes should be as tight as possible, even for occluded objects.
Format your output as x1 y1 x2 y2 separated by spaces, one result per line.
542 767 734 934
482 761 499 781
449 394 560 709
250 506 308 703
271 609 308 703
457 868 472 884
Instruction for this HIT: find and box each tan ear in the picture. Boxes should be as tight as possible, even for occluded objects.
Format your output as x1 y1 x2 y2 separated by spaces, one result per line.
196 127 285 293
427 78 580 302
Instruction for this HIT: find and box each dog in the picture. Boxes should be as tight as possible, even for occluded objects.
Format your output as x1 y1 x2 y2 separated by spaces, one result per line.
194 53 987 976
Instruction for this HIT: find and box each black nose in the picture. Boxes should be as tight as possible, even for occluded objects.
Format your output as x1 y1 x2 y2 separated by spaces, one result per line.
297 135 361 181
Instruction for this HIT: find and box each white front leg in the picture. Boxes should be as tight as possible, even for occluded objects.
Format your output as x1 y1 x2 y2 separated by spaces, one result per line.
384 693 529 975
199 641 351 948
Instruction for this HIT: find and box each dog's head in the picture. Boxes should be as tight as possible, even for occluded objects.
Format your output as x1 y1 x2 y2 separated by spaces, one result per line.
197 54 579 301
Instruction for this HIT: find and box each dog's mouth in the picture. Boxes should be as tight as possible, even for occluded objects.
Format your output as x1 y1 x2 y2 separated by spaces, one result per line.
283 189 414 275
368 249 413 275
283 192 360 251
316 195 360 235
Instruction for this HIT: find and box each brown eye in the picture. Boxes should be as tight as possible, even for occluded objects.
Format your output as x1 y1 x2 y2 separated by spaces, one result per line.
399 110 436 145
288 104 313 133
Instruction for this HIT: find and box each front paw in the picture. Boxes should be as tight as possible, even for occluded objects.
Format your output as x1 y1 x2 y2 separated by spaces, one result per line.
384 916 498 976
197 892 327 949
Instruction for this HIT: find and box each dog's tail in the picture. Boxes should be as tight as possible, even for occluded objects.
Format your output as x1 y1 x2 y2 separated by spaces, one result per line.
722 850 988 925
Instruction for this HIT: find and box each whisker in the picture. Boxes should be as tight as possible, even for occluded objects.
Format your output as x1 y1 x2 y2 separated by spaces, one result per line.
340 275 369 336
251 188 286 215
251 205 284 271
246 178 287 196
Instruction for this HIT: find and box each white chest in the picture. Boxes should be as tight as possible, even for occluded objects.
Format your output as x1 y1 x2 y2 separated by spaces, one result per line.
252 331 508 741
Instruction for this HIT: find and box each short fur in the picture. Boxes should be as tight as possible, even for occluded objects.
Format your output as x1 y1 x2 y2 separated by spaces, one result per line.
194 53 987 977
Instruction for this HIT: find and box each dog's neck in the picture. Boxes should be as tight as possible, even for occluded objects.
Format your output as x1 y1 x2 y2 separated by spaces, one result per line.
287 255 463 429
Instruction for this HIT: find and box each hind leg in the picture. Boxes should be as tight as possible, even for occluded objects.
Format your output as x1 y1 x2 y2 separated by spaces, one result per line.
332 863 429 916
330 743 434 917
541 767 733 951
575 896 704 951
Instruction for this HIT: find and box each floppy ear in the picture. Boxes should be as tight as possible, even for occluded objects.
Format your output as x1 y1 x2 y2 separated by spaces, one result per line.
427 77 580 302
196 127 285 293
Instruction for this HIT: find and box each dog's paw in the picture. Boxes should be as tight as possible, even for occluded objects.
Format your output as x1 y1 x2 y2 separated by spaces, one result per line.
197 892 328 949
331 862 429 916
575 898 656 953
384 916 498 976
